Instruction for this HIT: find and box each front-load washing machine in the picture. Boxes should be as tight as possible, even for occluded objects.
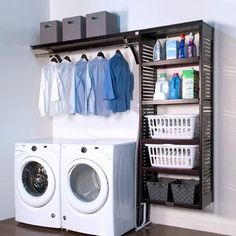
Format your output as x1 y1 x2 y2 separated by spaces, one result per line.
15 141 61 228
60 139 136 236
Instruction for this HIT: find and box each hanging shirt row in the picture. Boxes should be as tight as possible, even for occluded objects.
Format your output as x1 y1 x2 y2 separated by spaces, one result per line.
39 51 134 117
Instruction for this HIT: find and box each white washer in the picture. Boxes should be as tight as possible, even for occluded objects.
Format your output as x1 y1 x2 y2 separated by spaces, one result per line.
15 141 61 228
61 139 136 236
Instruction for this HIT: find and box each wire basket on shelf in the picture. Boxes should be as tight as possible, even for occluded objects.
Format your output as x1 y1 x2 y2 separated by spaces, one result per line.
145 114 199 139
145 144 199 169
171 179 199 205
147 177 176 202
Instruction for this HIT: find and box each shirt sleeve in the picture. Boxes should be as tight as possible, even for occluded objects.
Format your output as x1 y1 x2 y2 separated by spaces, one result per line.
129 72 134 100
103 62 115 100
69 65 76 114
85 62 95 114
38 68 47 116
50 67 60 102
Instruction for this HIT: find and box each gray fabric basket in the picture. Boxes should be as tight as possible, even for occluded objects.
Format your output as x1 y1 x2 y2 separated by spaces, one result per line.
147 177 175 202
171 179 199 205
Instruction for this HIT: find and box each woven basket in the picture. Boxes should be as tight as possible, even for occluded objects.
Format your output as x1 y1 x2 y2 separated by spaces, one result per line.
171 179 199 205
147 177 176 202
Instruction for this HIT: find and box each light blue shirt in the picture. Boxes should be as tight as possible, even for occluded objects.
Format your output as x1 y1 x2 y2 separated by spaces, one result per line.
104 53 133 112
74 58 88 115
86 56 114 116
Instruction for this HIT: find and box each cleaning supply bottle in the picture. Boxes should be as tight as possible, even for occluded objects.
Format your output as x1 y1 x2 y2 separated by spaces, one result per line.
179 33 185 58
153 73 169 100
187 32 197 58
153 40 162 61
169 73 181 99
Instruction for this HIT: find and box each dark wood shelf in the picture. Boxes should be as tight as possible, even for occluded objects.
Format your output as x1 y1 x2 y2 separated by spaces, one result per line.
31 30 140 56
143 167 199 176
142 199 201 209
142 98 199 105
142 57 199 68
142 138 200 145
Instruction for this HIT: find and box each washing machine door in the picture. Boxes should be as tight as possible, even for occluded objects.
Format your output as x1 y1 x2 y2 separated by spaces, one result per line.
16 156 55 208
65 158 109 214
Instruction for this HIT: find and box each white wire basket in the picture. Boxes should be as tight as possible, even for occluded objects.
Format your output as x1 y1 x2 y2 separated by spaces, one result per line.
145 144 199 169
145 114 199 139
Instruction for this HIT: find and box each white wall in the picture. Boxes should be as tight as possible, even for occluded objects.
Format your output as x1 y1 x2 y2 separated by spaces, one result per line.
0 0 51 220
50 0 236 235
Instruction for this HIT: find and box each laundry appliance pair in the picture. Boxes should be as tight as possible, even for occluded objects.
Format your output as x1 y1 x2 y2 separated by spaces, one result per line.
15 139 136 236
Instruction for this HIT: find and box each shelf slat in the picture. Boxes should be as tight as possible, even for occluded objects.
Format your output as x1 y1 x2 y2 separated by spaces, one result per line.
142 98 199 105
142 167 199 176
142 57 200 68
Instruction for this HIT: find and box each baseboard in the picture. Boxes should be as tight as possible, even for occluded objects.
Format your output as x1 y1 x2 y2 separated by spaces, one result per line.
150 205 236 236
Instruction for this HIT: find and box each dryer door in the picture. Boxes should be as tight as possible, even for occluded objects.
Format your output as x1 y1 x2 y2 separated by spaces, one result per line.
65 158 109 214
16 156 55 207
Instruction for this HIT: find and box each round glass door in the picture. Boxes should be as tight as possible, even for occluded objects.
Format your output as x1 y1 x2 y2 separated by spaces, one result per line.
16 157 56 208
22 161 48 197
65 158 109 214
70 164 101 202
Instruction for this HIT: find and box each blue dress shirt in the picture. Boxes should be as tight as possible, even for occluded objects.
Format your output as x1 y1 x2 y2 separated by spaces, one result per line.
104 52 133 112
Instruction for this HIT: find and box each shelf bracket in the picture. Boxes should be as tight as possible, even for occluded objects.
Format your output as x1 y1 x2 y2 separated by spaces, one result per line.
123 37 139 64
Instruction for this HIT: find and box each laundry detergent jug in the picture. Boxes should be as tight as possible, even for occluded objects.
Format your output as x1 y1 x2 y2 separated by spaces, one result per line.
169 73 181 99
153 73 169 100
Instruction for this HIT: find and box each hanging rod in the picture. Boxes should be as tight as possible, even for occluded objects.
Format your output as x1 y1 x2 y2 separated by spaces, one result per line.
33 41 140 64
31 30 140 64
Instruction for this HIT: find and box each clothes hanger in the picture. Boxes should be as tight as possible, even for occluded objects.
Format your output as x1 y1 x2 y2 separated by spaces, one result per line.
64 55 71 62
81 54 88 61
97 51 105 58
55 54 62 62
51 56 58 63
51 54 62 63
116 49 122 55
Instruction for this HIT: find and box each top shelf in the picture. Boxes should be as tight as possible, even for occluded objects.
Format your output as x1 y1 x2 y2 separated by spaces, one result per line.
31 30 140 56
142 57 200 69
30 20 207 57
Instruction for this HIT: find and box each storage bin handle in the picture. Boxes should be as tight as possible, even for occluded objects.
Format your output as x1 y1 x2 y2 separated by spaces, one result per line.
91 16 99 20
44 24 52 28
67 20 74 24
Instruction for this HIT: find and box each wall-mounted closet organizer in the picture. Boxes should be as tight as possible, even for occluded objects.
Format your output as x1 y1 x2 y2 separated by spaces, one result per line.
31 20 214 215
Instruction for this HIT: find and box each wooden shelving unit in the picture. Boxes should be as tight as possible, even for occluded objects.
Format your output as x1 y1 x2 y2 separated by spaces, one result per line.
138 20 214 209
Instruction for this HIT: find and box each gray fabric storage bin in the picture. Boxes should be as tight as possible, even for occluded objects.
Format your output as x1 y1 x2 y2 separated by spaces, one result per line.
86 11 118 37
62 16 86 41
40 20 62 44
147 177 176 202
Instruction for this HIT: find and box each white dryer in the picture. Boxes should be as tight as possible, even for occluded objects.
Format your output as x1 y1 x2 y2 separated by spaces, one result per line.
15 141 61 228
60 139 136 236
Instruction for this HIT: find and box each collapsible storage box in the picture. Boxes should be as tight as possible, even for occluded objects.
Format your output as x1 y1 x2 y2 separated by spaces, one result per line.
171 179 199 205
86 11 118 37
62 16 86 41
147 177 176 202
40 20 62 44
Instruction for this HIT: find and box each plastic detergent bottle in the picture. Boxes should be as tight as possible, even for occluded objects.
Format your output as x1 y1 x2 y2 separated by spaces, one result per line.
169 73 181 99
179 33 185 58
153 40 162 61
153 73 169 100
187 32 197 58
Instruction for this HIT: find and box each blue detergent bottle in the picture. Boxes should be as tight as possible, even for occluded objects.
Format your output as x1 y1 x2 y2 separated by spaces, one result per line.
179 33 185 58
169 73 181 99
